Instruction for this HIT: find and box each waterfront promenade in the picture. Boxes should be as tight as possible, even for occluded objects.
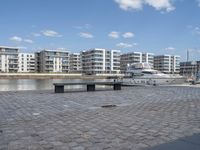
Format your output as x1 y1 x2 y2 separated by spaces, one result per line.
0 73 123 79
0 86 200 150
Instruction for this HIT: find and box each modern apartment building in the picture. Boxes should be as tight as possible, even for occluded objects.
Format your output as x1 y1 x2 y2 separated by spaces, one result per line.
18 53 35 72
0 46 19 73
108 49 121 73
120 52 154 73
81 48 120 74
180 61 200 77
154 55 180 74
69 53 81 73
35 49 70 73
142 53 154 65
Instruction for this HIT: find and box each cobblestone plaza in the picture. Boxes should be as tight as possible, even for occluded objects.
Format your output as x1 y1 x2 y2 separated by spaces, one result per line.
0 86 200 150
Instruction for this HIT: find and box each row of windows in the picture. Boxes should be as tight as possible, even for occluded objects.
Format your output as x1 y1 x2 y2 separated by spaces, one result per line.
21 54 34 58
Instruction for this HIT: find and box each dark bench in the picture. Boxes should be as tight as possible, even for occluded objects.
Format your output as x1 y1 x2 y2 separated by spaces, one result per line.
53 82 122 93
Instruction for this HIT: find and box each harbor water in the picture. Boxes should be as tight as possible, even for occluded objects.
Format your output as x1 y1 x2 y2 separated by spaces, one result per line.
0 79 108 91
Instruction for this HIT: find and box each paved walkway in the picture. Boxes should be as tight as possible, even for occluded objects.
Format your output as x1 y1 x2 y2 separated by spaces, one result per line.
0 86 200 150
145 133 200 150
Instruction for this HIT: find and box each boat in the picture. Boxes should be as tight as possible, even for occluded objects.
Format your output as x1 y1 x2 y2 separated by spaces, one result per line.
121 63 186 85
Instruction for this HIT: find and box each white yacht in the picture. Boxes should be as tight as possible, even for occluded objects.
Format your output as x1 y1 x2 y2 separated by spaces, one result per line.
122 63 186 85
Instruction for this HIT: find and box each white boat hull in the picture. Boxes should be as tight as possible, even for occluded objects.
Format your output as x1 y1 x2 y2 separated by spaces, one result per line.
122 77 186 85
123 63 186 85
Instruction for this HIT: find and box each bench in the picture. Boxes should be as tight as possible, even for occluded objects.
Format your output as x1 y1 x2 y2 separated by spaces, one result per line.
53 81 122 93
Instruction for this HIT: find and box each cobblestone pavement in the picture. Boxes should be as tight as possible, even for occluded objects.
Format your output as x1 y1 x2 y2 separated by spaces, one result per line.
0 86 200 150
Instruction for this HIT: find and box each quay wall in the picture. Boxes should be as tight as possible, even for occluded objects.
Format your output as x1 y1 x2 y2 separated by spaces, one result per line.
0 73 123 79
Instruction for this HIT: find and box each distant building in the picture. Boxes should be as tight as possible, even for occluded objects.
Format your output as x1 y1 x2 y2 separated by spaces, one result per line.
154 55 180 74
69 53 81 73
81 48 121 74
18 53 35 72
35 49 70 73
120 52 154 73
180 61 200 77
142 53 154 65
0 46 19 73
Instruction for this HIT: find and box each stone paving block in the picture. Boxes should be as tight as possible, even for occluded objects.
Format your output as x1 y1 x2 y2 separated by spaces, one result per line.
0 86 200 149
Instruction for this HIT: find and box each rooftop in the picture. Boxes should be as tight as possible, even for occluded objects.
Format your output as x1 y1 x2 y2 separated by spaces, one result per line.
0 46 20 49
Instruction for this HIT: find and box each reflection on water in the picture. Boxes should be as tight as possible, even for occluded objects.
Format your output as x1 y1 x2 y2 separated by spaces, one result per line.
0 79 104 91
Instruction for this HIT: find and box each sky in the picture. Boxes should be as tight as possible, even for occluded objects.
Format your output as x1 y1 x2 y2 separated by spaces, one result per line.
1 0 200 61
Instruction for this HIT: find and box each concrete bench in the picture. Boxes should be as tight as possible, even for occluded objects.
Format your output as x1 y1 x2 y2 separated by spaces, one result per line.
53 82 122 93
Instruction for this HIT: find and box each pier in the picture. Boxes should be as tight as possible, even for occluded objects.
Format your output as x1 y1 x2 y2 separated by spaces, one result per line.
0 86 200 149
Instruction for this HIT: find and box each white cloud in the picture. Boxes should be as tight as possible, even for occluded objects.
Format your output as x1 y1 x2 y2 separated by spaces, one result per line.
165 47 176 51
108 31 120 39
10 36 23 42
84 24 92 29
145 0 175 12
122 32 135 38
115 0 143 11
32 33 41 37
79 32 94 38
116 42 137 48
114 0 175 12
41 30 62 37
189 26 200 35
194 27 200 35
197 0 200 7
24 39 34 43
10 36 34 44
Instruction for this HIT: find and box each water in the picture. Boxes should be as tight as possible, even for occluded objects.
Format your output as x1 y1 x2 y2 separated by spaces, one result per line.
0 79 102 91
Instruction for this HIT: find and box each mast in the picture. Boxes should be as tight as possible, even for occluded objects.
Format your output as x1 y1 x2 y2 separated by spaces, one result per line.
187 49 189 62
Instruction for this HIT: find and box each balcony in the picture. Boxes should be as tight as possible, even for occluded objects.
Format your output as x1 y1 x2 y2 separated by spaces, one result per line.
62 64 69 67
8 57 18 60
8 68 18 70
9 61 18 64
45 59 54 61
45 68 53 70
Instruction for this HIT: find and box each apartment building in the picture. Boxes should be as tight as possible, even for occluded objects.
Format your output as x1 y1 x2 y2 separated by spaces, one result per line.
0 46 19 73
154 55 180 74
35 49 70 73
69 53 81 73
180 61 200 77
107 50 121 73
81 48 120 74
18 53 35 72
120 52 154 73
142 53 154 65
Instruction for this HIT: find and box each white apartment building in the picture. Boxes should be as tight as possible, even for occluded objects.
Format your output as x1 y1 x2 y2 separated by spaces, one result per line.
18 53 35 72
142 53 154 65
154 55 180 74
180 61 200 77
81 48 121 74
0 46 19 73
120 52 154 73
35 49 70 73
69 53 81 73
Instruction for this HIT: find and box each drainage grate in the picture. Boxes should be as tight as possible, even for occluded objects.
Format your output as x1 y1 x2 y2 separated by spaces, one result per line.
101 104 117 108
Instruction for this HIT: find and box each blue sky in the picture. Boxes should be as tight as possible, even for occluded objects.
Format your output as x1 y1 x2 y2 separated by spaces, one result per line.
1 0 200 61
